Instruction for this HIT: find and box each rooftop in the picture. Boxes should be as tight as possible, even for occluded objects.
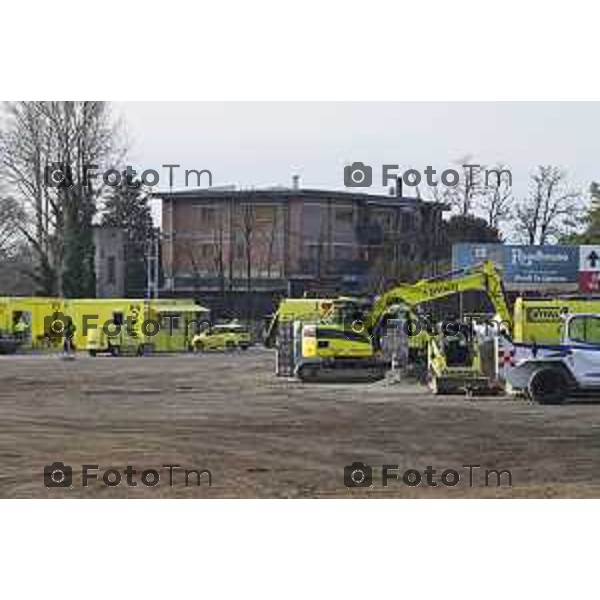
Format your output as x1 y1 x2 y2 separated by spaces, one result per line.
154 186 447 208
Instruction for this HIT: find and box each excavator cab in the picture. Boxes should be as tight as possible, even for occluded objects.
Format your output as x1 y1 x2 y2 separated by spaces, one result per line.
441 323 474 367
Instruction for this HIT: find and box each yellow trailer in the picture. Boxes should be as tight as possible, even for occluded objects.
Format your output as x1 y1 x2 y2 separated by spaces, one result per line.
148 302 210 353
0 296 209 355
513 297 600 344
72 298 148 355
0 298 22 353
79 299 209 355
0 297 66 350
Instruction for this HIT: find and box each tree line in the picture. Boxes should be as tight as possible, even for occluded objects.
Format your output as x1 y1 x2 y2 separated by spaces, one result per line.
427 159 587 246
0 101 156 297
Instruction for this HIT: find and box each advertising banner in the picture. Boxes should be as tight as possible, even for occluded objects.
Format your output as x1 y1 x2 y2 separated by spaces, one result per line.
452 244 580 290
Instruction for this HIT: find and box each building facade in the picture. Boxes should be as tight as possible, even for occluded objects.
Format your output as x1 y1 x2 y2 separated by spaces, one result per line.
94 226 126 298
159 185 446 313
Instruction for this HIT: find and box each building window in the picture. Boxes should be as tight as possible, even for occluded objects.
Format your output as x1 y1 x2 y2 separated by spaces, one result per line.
235 240 245 259
161 313 180 330
200 244 213 260
304 243 325 261
402 212 417 231
107 256 116 285
335 207 354 226
197 206 216 227
255 205 277 223
334 245 353 261
301 204 325 232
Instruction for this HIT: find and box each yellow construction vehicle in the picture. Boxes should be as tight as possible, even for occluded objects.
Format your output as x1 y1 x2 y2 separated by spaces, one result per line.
419 265 512 394
512 297 600 344
85 301 208 356
269 261 511 383
85 300 149 356
362 260 512 393
0 299 24 354
266 295 381 380
264 298 336 348
0 296 209 355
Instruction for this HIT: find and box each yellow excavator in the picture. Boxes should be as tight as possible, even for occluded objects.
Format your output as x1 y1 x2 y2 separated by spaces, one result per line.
267 261 511 384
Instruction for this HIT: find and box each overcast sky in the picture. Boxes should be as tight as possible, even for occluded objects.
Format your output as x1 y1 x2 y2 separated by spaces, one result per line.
116 102 600 235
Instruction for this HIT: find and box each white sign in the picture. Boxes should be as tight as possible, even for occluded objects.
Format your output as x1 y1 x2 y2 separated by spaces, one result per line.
579 245 600 272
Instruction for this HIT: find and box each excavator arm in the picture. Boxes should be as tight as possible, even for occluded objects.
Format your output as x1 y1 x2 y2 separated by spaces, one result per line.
366 260 512 334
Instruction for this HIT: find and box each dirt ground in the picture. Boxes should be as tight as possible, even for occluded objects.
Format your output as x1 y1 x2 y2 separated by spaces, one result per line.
3 348 600 498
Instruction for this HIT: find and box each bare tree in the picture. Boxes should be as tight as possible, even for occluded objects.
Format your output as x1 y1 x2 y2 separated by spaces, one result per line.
182 239 203 295
246 205 281 280
479 164 513 230
0 196 26 257
264 206 280 279
515 166 582 245
432 157 484 216
0 101 122 295
210 211 227 302
241 204 255 300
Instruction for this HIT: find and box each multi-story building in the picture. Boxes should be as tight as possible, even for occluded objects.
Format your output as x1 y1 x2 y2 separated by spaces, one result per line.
158 183 446 313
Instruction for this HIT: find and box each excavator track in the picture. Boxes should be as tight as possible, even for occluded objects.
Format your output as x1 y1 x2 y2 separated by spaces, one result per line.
296 361 387 383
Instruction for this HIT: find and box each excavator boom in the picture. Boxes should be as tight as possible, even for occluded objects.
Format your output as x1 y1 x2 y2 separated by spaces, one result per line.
366 260 511 335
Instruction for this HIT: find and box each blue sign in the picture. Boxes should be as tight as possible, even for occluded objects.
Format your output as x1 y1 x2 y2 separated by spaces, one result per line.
452 244 580 285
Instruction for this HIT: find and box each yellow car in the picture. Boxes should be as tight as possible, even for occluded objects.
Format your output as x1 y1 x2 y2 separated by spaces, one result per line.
192 322 251 352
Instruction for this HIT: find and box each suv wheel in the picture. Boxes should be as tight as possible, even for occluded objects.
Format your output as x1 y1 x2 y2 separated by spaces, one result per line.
528 368 568 405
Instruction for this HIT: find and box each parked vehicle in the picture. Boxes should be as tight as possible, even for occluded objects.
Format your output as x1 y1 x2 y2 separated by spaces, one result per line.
505 313 600 404
192 321 252 352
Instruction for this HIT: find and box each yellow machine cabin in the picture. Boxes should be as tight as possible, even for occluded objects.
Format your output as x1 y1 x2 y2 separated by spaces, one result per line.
513 297 600 344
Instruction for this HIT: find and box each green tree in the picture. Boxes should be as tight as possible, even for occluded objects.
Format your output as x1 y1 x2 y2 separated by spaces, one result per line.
442 214 502 249
562 182 600 244
101 178 156 297
62 183 96 297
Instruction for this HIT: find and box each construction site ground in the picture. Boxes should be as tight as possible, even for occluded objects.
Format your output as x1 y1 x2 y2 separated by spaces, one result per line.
3 348 600 498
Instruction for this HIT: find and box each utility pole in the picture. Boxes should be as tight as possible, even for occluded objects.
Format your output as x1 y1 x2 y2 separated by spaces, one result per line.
146 233 159 300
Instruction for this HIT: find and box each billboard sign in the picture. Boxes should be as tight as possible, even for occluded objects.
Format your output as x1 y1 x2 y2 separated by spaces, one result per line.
579 245 600 272
452 244 580 289
578 272 600 292
578 246 600 292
